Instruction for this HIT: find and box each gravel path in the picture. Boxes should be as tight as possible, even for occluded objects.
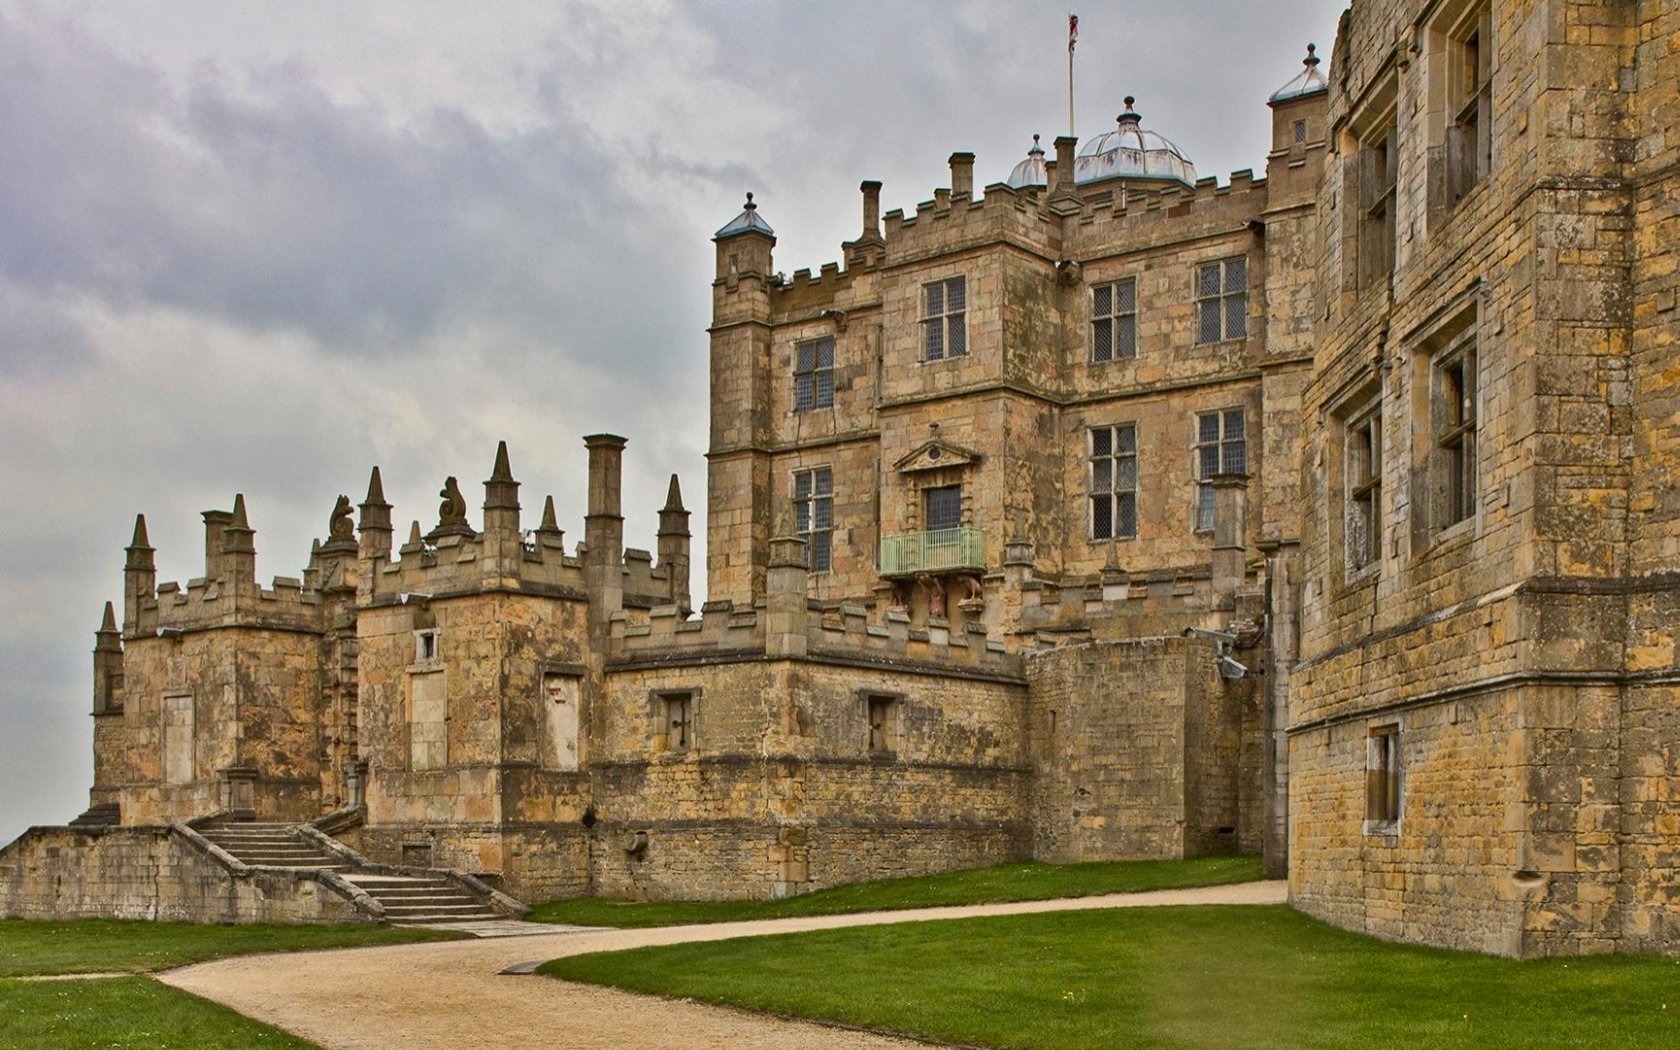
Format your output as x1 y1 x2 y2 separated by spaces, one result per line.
159 879 1286 1050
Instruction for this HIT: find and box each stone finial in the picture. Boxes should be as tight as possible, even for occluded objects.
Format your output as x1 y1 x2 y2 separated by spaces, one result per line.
540 495 561 533
230 493 250 531
99 601 118 634
364 465 388 506
407 520 424 547
489 440 514 483
662 474 686 514
129 513 151 550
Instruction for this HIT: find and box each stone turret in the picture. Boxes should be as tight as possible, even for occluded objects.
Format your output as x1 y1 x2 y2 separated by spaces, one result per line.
708 194 778 606
657 474 692 616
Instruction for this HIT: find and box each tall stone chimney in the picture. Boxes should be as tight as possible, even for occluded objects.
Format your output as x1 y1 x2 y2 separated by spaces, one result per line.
583 433 627 620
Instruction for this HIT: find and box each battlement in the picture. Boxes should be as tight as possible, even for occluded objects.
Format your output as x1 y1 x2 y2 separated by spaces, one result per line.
608 595 1020 678
118 435 691 637
759 163 1272 315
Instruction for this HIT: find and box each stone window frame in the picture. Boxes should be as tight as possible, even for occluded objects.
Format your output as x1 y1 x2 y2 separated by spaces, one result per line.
1193 408 1248 533
1090 278 1138 363
650 687 700 753
921 275 968 361
1365 723 1402 835
792 466 834 573
1343 393 1384 577
1429 0 1494 211
1350 81 1399 291
858 689 904 757
1088 422 1139 542
793 335 836 413
1336 69 1398 294
1406 294 1482 549
413 628 441 666
1194 257 1248 345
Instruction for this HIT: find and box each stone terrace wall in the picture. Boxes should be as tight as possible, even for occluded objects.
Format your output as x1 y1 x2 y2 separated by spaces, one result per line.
0 826 369 924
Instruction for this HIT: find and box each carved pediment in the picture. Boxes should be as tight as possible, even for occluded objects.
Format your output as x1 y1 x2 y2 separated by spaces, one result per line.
893 439 983 474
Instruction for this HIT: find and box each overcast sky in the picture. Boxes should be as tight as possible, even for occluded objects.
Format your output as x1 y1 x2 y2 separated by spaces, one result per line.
0 0 1344 846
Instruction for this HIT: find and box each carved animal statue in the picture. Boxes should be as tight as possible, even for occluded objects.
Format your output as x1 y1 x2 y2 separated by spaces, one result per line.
328 495 355 540
928 576 947 619
438 477 468 526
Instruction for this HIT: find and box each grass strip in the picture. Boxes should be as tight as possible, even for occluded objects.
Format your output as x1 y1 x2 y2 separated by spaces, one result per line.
528 854 1263 928
0 919 463 978
540 904 1680 1049
0 975 319 1049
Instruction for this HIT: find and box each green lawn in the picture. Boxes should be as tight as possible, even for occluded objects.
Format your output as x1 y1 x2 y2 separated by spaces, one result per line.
0 918 463 978
541 904 1680 1049
0 975 317 1049
528 855 1263 928
0 919 466 1050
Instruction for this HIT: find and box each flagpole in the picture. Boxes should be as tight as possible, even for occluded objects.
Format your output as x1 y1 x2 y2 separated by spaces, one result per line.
1067 13 1077 137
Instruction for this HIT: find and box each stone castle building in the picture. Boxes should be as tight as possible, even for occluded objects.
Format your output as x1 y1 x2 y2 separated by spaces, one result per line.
3 0 1676 958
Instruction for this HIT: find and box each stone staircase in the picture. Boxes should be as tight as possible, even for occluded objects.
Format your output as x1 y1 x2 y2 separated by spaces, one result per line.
337 873 503 924
198 823 349 871
195 821 506 925
67 802 120 828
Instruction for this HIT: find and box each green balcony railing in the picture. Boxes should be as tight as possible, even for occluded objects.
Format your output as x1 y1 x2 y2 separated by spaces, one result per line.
879 527 987 577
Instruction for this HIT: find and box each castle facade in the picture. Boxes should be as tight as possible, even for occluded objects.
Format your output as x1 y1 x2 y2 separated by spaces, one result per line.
3 0 1677 958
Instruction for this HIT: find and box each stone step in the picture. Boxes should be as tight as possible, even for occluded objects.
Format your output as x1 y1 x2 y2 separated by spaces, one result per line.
389 912 503 925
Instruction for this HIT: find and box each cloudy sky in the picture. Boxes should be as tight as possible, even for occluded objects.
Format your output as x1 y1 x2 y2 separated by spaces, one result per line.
0 0 1344 844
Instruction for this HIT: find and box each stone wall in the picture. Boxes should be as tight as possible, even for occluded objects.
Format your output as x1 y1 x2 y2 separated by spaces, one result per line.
0 826 370 924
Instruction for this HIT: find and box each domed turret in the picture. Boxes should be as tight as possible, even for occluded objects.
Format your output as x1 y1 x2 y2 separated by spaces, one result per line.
1269 43 1328 103
1006 135 1049 190
1074 98 1197 188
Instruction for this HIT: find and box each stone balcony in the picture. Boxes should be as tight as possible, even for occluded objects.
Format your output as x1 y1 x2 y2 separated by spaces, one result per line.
879 527 986 578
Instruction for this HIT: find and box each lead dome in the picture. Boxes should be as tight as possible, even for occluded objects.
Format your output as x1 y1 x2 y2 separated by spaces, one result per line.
1074 97 1197 188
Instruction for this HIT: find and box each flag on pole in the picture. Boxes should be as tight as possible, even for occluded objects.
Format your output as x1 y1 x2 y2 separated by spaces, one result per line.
1069 13 1079 53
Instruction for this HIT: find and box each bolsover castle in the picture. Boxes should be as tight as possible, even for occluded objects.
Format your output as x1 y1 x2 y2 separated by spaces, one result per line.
4 0 1678 959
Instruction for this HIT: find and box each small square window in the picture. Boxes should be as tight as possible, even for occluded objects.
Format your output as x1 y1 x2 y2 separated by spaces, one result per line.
922 276 968 361
414 629 440 663
1293 119 1307 144
661 692 693 751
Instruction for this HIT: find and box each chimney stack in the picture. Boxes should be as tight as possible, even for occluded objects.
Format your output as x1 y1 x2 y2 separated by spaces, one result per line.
949 152 975 198
583 433 627 619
